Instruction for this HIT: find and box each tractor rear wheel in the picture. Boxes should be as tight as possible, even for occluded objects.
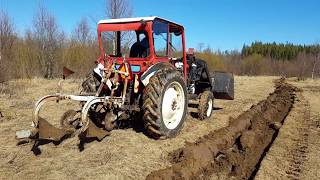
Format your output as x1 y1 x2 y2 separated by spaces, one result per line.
142 68 188 139
81 72 100 94
198 91 214 120
60 109 81 133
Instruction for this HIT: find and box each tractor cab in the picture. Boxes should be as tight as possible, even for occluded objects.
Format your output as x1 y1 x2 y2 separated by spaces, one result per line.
97 16 187 79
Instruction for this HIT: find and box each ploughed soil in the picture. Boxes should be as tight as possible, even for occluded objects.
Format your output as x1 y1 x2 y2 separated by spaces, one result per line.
0 76 319 180
146 80 297 179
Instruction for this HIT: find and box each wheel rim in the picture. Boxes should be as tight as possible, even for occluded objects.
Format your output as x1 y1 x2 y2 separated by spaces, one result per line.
206 99 213 117
162 81 185 130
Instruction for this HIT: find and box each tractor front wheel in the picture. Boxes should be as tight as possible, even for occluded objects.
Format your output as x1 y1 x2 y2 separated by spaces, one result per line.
142 68 188 139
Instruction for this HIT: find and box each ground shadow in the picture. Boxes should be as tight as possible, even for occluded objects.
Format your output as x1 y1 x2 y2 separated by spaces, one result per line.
30 134 72 155
213 107 223 110
115 112 145 133
190 107 224 118
77 135 100 152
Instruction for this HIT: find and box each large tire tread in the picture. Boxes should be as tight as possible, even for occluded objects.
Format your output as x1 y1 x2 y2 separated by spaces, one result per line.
198 91 214 120
142 65 187 139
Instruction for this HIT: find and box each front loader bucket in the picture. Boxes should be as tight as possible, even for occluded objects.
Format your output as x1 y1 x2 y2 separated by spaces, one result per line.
210 71 234 100
38 117 69 141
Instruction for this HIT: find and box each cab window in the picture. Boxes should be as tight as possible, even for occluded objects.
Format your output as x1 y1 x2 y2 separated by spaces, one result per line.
100 30 149 58
153 20 168 57
169 30 183 58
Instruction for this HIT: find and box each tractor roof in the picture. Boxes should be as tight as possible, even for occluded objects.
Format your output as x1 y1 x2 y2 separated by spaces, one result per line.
98 16 182 28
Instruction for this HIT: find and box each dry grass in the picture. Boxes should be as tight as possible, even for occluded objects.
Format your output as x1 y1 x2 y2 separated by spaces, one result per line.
1 76 318 180
255 78 320 180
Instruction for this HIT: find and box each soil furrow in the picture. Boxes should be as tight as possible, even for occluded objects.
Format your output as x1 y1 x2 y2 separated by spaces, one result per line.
146 81 297 180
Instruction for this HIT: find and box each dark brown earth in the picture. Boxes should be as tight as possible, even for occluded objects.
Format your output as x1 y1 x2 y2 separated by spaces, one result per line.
146 81 297 180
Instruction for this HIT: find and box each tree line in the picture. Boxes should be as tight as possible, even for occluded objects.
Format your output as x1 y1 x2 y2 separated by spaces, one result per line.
242 41 320 61
0 0 132 82
197 42 320 79
1 0 319 81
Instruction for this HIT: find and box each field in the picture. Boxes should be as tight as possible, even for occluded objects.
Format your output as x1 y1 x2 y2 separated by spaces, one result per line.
0 76 319 179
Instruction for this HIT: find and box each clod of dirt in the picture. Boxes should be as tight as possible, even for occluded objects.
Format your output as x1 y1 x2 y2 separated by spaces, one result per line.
146 82 297 180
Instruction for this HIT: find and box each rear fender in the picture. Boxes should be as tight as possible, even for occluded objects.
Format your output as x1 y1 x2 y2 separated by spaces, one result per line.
140 62 174 86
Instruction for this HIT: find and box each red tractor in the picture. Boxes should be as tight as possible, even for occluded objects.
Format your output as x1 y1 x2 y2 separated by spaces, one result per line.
16 17 234 142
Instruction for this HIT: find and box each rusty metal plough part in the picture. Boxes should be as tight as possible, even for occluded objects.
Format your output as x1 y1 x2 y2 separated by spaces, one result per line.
33 94 108 140
16 59 131 143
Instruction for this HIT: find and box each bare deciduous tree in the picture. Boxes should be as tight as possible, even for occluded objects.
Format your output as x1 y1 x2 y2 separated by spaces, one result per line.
0 10 15 81
311 53 319 79
0 10 15 52
72 17 91 45
65 17 98 76
104 0 133 55
33 4 63 78
106 0 133 19
197 43 205 52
